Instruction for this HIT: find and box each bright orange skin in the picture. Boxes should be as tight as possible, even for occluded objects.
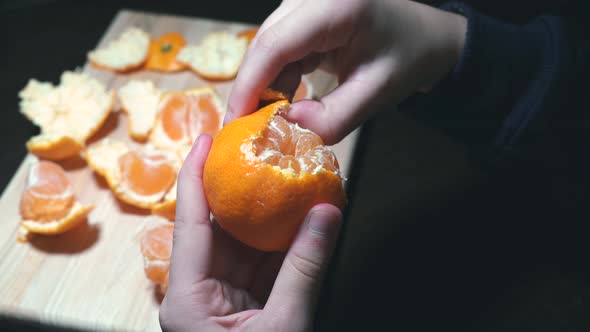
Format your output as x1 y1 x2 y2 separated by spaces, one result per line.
203 101 346 252
145 32 187 72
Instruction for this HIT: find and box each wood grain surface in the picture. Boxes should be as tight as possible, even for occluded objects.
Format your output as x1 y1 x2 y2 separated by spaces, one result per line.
0 10 359 332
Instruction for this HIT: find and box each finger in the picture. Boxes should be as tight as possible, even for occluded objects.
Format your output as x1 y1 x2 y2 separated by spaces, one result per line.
227 5 349 125
223 0 302 126
263 204 342 323
168 134 213 291
253 0 303 44
287 57 396 145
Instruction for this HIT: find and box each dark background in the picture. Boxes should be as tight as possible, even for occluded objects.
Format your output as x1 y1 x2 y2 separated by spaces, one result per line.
2 1 590 331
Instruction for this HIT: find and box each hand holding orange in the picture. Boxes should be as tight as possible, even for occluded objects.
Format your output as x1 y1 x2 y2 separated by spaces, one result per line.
203 99 346 251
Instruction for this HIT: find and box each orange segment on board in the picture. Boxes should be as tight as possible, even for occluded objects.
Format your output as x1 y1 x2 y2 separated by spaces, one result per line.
19 71 114 160
19 160 94 241
149 87 224 150
203 100 346 251
146 32 187 72
151 145 190 221
88 27 150 72
119 152 176 197
140 223 173 292
177 31 248 81
85 139 179 209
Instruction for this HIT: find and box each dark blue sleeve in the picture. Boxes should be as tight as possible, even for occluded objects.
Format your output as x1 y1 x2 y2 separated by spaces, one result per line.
403 2 579 166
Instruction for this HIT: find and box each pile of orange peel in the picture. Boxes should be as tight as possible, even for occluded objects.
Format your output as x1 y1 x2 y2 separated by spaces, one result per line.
16 25 314 293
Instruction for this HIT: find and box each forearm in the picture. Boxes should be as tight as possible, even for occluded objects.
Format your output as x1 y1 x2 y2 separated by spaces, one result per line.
403 2 578 165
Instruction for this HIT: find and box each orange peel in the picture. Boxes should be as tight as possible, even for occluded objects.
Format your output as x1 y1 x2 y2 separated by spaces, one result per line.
149 86 224 151
19 71 114 160
88 27 150 72
177 31 248 81
118 80 162 141
145 32 187 72
85 139 179 209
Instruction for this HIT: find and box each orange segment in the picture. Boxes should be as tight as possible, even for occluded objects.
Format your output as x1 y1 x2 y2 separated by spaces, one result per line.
20 161 74 222
141 224 174 288
176 31 248 81
19 160 94 239
160 95 190 142
85 139 180 210
188 95 221 137
145 32 187 72
203 100 346 251
149 87 225 150
119 151 176 197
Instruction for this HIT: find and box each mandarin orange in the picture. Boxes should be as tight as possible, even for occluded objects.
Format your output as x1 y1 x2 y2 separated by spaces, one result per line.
203 100 346 251
85 139 179 209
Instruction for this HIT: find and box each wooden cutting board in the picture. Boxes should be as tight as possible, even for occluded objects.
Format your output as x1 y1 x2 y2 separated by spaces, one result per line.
0 9 359 332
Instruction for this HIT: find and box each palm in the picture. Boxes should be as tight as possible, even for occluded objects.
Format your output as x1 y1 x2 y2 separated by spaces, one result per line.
190 222 284 327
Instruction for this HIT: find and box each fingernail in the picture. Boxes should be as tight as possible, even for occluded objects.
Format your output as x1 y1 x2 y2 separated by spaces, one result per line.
307 211 335 237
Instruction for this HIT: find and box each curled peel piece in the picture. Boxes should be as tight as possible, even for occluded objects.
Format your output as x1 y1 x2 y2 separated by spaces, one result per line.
177 31 248 81
146 32 187 72
118 80 162 141
88 27 150 72
19 71 114 160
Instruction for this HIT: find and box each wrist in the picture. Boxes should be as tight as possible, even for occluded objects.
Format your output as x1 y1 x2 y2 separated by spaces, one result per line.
415 1 467 92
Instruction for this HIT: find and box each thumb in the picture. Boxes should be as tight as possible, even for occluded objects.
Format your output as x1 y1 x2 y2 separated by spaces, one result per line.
263 204 342 322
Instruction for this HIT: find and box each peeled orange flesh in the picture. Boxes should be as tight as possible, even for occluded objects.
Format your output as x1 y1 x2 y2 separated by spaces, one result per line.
151 145 190 221
149 87 224 150
203 100 346 251
88 27 150 72
140 224 173 293
19 71 114 160
19 160 94 240
85 139 179 209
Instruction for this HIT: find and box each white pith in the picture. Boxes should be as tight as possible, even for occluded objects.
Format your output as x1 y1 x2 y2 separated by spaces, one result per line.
88 27 149 70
